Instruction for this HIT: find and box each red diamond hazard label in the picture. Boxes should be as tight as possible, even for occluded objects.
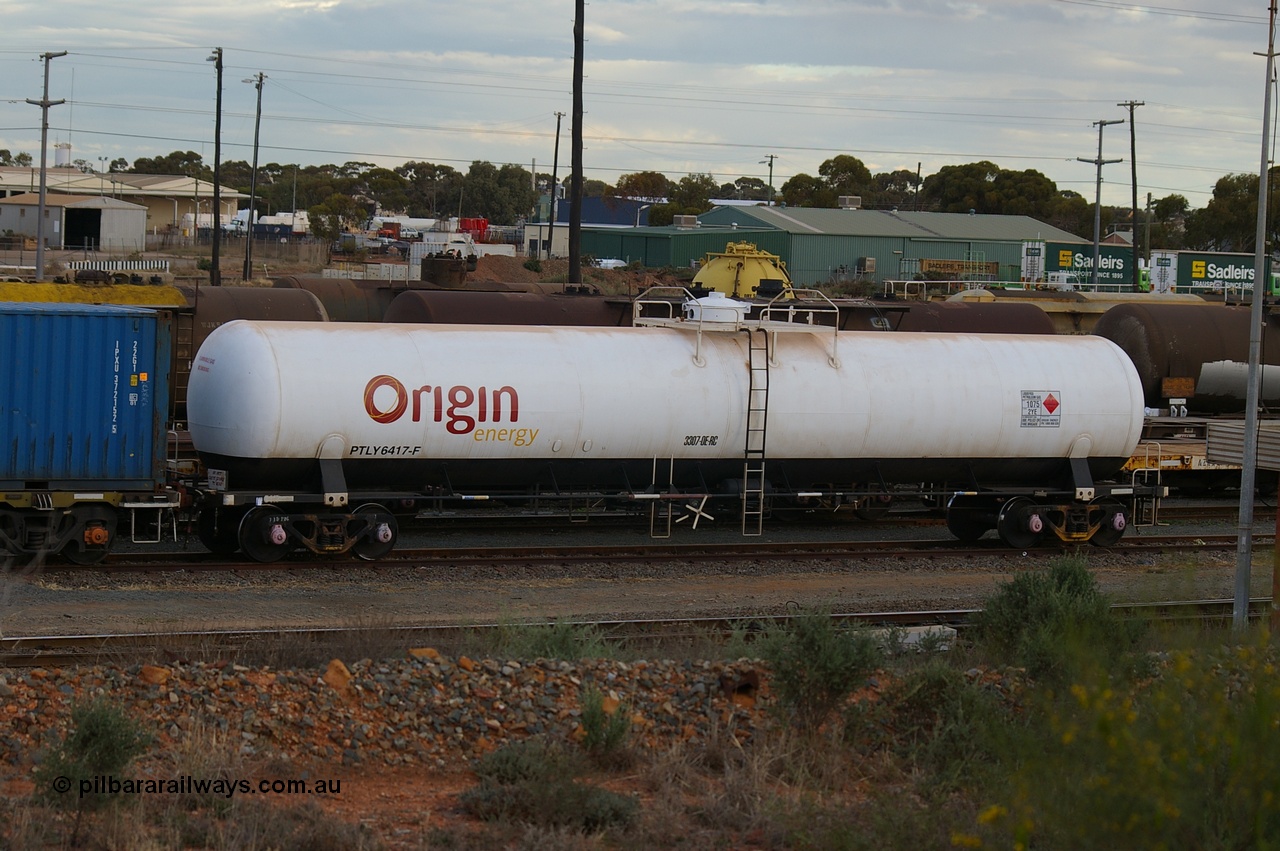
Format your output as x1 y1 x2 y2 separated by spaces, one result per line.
1042 394 1059 414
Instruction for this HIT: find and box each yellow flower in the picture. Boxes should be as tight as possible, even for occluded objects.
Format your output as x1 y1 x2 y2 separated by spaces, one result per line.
950 832 984 848
978 804 1009 825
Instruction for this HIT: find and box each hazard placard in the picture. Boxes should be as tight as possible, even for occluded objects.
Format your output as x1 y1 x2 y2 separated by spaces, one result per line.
1021 390 1061 428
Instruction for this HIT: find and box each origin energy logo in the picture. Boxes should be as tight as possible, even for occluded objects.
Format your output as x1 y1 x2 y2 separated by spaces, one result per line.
363 375 519 434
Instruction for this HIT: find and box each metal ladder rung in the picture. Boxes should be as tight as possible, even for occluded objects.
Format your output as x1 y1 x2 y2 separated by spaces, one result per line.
743 329 769 536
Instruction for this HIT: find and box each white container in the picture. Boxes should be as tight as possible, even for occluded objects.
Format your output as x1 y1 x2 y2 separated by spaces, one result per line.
682 292 749 323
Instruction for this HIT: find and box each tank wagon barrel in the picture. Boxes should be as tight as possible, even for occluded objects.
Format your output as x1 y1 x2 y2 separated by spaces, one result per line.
1092 302 1280 415
185 316 1160 561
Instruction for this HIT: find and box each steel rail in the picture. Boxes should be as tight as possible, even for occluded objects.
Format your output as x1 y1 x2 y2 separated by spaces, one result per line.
0 598 1271 668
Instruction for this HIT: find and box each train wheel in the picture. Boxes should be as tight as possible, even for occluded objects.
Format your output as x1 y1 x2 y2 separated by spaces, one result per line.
945 509 989 542
351 504 398 561
198 507 246 556
853 493 893 521
238 505 292 563
62 506 117 565
1089 498 1128 547
996 497 1045 549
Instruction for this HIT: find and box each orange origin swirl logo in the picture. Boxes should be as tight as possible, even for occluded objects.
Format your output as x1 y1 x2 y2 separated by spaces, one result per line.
364 375 408 424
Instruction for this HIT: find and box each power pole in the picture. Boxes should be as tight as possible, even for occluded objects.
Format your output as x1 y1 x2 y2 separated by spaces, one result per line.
1118 100 1144 291
207 48 223 286
547 111 564 261
569 0 584 284
1235 0 1278 631
243 72 265 282
26 50 66 281
1077 120 1124 288
759 154 777 205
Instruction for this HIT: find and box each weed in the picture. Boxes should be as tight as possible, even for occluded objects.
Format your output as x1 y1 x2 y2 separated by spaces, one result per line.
758 608 885 731
33 697 152 844
846 658 1009 791
970 555 1142 682
476 618 621 661
461 737 638 833
578 686 632 765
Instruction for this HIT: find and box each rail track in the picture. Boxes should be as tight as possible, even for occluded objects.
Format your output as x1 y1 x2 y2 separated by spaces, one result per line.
1 598 1272 669
19 530 1273 575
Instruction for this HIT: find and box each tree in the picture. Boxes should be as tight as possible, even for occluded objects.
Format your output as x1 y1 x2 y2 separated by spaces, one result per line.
1181 172 1279 252
818 154 873 201
460 160 536 223
733 176 771 202
610 171 671 203
309 193 365 254
359 167 412 215
921 160 1003 213
871 169 921 209
397 161 464 217
128 150 209 178
0 149 33 167
780 172 833 208
668 173 717 211
108 157 128 173
582 178 610 198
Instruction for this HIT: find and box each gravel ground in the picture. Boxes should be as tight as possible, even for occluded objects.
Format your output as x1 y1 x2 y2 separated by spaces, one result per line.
2 513 1274 638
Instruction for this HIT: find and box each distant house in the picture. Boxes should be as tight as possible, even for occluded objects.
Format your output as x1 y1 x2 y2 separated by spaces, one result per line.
0 193 148 251
525 195 654 258
0 167 244 234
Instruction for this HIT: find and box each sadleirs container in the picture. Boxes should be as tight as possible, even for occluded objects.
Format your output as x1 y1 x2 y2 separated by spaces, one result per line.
0 303 171 489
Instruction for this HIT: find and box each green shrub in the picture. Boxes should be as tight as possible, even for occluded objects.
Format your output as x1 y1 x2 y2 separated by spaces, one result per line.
34 697 153 845
580 686 632 764
523 257 542 273
845 658 1009 789
758 609 884 731
968 638 1280 849
473 737 580 787
478 618 619 661
36 698 152 809
462 737 637 832
970 556 1141 681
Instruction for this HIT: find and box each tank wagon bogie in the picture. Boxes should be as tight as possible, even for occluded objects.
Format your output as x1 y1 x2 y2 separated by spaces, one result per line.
185 313 1161 561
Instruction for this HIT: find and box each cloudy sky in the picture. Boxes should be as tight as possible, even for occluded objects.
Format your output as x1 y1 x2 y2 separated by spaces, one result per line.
0 0 1272 208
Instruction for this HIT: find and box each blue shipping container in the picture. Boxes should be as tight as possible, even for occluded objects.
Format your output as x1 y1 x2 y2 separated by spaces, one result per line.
0 303 171 490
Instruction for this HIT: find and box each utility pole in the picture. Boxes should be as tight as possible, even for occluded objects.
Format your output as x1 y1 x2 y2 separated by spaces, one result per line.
569 0 584 285
1118 100 1145 291
26 50 66 281
1077 119 1124 288
207 48 223 286
243 72 265 282
547 111 563 261
1235 0 1278 632
1144 192 1153 268
759 154 777 205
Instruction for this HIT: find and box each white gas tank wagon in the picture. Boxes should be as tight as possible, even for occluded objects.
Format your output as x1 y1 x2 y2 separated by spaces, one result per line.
187 316 1158 561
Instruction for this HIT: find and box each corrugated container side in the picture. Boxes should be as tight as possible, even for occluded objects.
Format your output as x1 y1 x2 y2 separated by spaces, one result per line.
0 303 170 490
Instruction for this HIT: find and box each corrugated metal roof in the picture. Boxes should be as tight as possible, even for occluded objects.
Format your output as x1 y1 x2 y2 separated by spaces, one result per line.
699 206 1083 243
0 192 146 210
1207 421 1280 471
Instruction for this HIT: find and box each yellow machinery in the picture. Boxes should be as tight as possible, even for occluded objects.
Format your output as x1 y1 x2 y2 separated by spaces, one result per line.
691 242 793 299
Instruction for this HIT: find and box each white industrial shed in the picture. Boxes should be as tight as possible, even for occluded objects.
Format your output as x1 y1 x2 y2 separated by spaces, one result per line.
0 193 148 252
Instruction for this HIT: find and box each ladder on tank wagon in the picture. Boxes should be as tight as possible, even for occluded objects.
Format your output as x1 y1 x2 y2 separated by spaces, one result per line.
743 328 770 535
